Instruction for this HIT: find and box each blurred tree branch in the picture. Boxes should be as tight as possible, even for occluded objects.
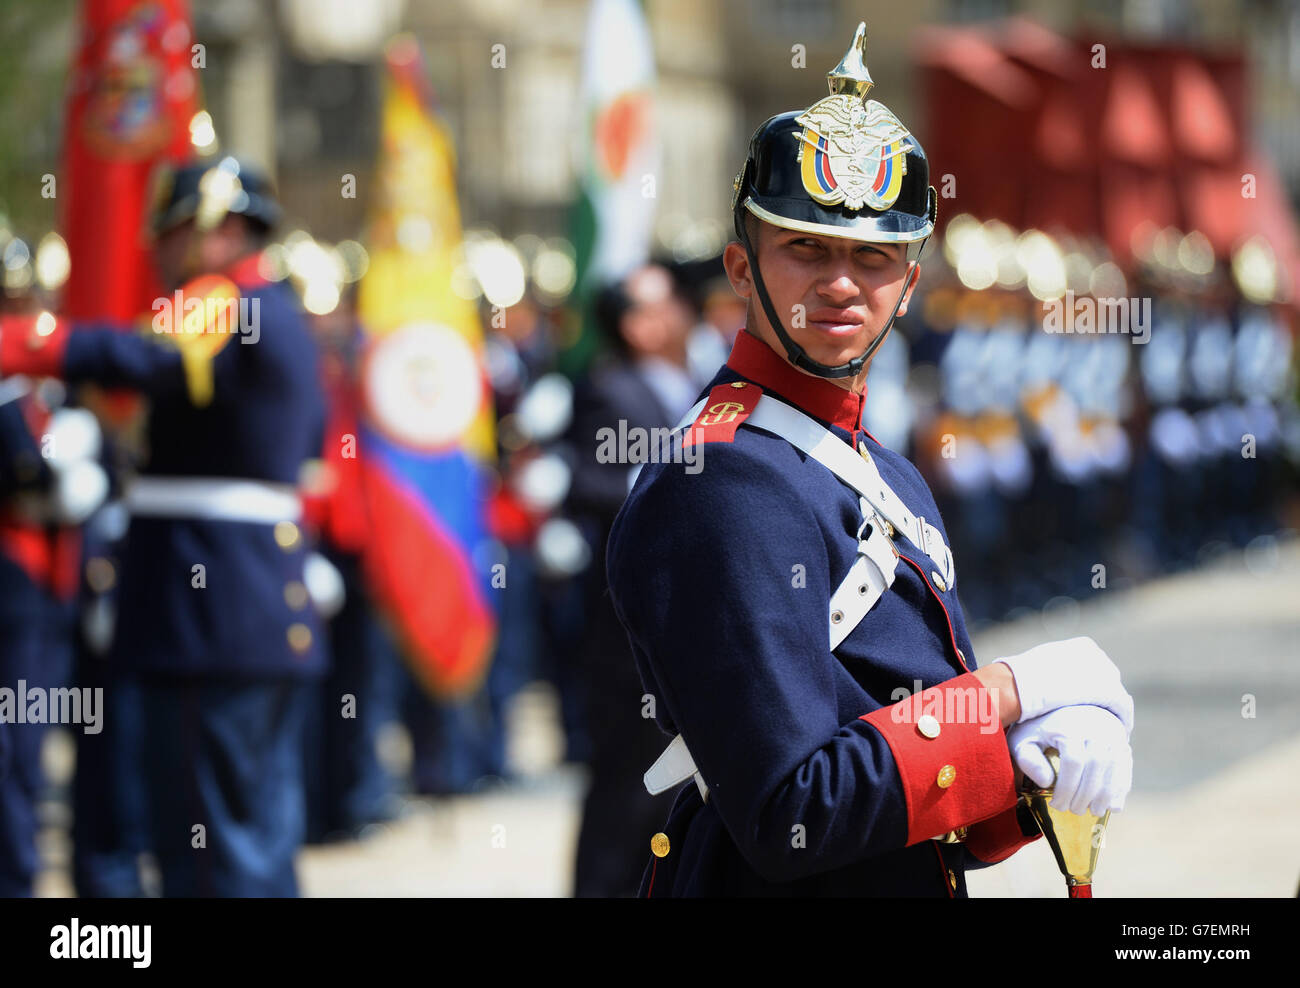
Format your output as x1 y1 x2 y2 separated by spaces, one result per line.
0 0 77 236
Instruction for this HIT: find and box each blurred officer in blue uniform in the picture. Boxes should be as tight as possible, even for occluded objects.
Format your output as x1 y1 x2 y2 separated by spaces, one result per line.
0 382 44 896
0 156 327 896
567 265 697 896
0 263 105 895
71 493 152 897
0 374 80 895
606 24 1136 896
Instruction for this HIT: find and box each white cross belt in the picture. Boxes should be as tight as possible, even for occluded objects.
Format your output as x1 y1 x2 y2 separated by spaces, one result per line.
673 393 954 588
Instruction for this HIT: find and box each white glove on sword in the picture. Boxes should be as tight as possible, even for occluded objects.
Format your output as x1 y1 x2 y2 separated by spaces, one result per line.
1008 704 1133 816
994 636 1134 735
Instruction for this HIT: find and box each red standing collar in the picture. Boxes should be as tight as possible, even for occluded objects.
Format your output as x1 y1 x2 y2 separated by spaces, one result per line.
725 329 866 432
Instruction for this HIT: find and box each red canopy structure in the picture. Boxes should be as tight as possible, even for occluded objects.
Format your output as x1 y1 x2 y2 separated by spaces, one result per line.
915 18 1298 303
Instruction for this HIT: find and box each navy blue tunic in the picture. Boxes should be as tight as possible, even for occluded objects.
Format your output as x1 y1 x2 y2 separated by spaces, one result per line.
52 266 327 680
607 330 1039 896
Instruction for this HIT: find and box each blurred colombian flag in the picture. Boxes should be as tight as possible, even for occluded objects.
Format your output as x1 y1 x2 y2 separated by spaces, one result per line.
355 35 496 697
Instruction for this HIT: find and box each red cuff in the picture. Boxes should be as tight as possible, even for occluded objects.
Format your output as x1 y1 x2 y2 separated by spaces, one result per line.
1 314 70 378
860 671 1019 846
965 803 1042 864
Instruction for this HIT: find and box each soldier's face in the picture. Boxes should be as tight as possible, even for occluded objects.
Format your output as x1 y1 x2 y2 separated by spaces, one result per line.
197 215 257 275
619 265 692 361
723 221 919 384
153 215 257 290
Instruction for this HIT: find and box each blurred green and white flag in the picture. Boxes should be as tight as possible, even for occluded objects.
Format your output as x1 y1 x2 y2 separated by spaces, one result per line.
563 0 660 373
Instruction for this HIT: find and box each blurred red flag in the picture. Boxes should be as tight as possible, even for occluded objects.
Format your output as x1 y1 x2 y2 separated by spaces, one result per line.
60 0 200 322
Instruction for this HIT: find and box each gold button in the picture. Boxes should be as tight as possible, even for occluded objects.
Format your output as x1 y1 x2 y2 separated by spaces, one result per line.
936 764 956 788
948 869 958 891
85 557 116 594
287 622 313 654
274 521 300 550
730 381 747 389
884 521 896 539
650 833 671 858
932 571 947 592
917 714 941 739
283 581 309 610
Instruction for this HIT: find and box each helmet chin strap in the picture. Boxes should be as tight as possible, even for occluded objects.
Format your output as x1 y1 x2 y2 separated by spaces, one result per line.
737 214 926 380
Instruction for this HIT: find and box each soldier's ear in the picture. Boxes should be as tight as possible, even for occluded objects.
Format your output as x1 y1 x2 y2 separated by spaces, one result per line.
895 261 921 319
722 241 753 300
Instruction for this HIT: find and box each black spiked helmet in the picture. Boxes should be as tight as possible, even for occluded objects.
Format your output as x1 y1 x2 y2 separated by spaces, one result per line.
732 21 938 378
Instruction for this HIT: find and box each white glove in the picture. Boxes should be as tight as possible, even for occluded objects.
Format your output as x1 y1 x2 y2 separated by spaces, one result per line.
50 460 109 525
995 636 1134 734
1008 705 1133 816
304 551 346 620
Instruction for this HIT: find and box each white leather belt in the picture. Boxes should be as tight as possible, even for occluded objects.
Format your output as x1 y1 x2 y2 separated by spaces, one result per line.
125 476 302 524
644 733 710 802
829 496 900 650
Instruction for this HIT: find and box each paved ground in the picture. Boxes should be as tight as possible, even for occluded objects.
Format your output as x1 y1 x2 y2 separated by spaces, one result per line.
34 536 1300 897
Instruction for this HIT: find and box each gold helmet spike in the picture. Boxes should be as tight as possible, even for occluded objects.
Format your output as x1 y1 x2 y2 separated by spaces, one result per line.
827 21 873 102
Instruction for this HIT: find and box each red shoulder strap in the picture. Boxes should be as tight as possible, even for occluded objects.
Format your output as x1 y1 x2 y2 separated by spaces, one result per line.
683 381 763 447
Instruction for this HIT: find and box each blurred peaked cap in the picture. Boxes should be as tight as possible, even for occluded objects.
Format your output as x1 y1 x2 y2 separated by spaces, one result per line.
152 156 282 235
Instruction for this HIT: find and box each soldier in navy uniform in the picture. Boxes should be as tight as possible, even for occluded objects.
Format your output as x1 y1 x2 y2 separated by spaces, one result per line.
71 491 152 897
567 264 697 896
0 270 103 895
606 24 1135 896
0 374 78 896
0 157 327 896
0 384 41 895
